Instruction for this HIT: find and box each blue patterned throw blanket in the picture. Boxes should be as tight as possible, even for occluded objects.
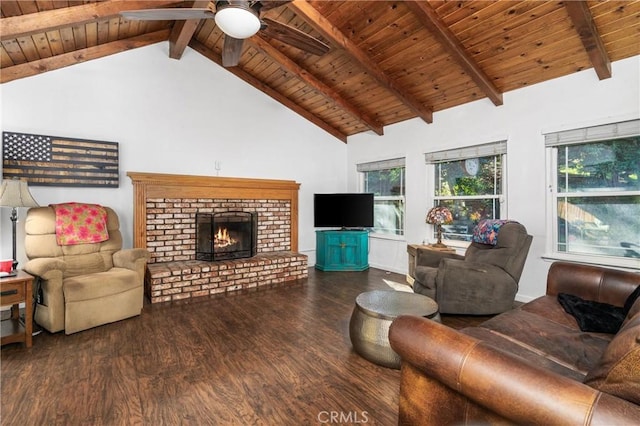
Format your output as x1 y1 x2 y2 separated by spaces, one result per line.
472 219 516 245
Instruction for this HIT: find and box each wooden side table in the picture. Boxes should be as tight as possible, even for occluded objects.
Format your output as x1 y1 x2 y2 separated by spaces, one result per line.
1 270 34 348
406 244 456 284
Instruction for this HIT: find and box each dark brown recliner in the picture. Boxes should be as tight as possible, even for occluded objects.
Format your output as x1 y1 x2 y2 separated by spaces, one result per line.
413 221 532 315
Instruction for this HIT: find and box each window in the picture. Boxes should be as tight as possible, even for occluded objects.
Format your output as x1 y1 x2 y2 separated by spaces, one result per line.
546 120 640 263
358 158 405 236
426 141 507 242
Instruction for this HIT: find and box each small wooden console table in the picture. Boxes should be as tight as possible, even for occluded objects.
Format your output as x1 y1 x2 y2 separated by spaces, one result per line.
1 271 33 348
406 244 456 285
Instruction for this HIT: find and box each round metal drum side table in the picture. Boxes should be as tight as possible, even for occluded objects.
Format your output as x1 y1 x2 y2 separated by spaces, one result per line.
349 290 441 369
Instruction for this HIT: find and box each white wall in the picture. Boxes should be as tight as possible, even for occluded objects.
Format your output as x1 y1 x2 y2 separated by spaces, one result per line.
2 45 638 301
0 43 347 266
347 55 640 301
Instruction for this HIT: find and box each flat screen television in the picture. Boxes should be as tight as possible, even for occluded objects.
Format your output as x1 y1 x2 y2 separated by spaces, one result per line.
314 193 374 229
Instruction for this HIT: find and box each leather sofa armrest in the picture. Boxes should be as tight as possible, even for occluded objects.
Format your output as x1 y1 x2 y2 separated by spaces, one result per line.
415 248 463 268
389 315 640 425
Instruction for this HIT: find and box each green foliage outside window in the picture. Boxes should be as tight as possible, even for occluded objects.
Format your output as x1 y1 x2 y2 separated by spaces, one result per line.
434 156 502 241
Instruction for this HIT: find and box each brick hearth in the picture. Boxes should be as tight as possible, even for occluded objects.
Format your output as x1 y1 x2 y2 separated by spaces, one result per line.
127 172 308 303
146 253 308 303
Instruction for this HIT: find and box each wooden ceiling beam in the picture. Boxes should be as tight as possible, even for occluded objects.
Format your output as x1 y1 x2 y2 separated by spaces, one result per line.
169 1 210 60
0 0 181 41
1 29 170 83
288 0 433 124
249 35 384 135
404 1 502 106
189 39 348 143
564 0 611 80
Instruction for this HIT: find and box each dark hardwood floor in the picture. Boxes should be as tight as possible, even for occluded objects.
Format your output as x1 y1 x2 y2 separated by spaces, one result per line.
1 268 492 425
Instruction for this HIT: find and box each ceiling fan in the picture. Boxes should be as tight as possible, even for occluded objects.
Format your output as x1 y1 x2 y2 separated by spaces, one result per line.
120 0 330 67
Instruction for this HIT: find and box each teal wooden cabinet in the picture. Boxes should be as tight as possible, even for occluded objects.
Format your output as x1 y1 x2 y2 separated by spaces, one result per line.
315 230 369 271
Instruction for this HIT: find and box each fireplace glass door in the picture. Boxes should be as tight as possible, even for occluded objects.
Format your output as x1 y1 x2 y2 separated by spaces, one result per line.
196 212 257 261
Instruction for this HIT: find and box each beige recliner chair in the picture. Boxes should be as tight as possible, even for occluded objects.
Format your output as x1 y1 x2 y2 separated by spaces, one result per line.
23 206 149 334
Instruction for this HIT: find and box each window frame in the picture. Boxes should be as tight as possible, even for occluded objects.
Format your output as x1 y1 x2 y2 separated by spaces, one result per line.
544 119 640 270
357 158 406 239
425 141 507 247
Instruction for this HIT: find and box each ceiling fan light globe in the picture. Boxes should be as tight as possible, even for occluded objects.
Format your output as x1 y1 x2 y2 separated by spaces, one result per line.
215 7 261 39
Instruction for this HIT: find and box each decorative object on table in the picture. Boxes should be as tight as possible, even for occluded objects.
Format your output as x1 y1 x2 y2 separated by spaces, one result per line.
0 178 40 272
0 259 13 275
426 206 453 248
2 131 119 187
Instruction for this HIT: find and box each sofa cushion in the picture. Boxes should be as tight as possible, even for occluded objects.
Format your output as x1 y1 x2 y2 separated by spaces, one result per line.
469 308 611 376
584 315 640 405
462 327 587 381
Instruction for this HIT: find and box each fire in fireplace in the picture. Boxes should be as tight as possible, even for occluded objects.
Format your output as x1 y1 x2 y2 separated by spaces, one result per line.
196 211 258 261
215 227 236 247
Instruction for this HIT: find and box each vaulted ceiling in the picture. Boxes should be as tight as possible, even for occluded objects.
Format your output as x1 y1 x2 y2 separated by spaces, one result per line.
2 1 639 142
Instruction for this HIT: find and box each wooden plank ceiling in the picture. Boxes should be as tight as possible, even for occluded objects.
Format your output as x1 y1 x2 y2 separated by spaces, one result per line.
2 1 639 142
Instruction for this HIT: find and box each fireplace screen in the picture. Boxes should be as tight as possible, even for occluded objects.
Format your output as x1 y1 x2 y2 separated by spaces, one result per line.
196 211 258 261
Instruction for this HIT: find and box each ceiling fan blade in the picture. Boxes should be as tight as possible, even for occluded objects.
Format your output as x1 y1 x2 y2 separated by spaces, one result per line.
261 18 329 56
121 8 215 21
258 1 291 12
222 36 245 67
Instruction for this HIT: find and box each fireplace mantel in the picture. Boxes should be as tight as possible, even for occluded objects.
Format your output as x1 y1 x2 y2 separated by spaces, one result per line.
127 172 300 252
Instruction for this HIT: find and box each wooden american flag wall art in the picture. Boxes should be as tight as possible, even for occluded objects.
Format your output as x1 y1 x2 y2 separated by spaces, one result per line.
2 131 119 187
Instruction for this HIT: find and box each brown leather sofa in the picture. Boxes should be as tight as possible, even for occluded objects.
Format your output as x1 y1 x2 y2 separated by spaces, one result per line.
389 262 640 425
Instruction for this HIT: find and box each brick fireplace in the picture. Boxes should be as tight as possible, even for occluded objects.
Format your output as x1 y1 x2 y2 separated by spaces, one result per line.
127 172 308 303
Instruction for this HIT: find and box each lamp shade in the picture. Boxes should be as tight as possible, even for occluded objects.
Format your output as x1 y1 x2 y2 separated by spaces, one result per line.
426 206 453 225
214 3 261 39
0 179 40 208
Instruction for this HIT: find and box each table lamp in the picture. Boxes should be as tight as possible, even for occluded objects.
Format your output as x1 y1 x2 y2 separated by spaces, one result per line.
426 206 453 248
0 178 40 272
